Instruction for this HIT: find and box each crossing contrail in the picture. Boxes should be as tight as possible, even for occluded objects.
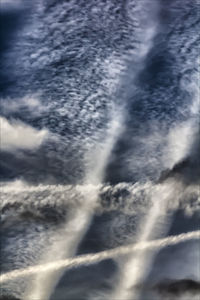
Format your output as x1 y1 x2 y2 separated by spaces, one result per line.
1 230 199 284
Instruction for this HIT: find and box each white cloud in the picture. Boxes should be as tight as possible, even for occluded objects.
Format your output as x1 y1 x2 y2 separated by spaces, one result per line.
163 121 196 169
0 117 48 151
0 96 48 115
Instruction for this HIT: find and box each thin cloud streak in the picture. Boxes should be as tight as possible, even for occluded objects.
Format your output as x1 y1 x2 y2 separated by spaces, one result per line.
1 230 199 284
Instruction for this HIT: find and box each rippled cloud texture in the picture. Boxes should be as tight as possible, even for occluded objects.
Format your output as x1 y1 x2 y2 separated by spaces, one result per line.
0 0 199 300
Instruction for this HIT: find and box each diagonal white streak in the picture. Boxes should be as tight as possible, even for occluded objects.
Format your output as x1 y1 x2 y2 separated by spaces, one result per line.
110 181 182 300
25 112 123 300
1 230 199 284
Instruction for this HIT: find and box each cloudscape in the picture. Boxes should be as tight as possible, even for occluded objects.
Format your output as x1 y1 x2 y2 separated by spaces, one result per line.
0 1 199 300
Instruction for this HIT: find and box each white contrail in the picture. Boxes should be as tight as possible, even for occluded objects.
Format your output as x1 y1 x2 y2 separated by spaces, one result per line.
25 112 123 300
110 180 182 300
25 193 97 300
109 2 164 299
1 230 199 284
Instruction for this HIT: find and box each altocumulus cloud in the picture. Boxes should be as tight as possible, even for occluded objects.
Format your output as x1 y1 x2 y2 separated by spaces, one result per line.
0 117 48 151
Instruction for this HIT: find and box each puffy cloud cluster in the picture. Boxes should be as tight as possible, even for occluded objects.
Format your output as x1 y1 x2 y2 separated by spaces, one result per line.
0 117 48 152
